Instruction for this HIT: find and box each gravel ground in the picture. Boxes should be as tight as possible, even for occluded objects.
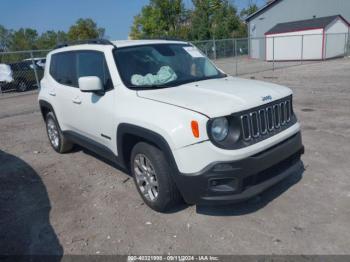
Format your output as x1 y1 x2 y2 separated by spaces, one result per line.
0 58 349 256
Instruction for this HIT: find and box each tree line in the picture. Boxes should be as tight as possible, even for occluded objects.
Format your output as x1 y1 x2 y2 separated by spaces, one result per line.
0 18 105 52
0 0 258 52
130 0 258 40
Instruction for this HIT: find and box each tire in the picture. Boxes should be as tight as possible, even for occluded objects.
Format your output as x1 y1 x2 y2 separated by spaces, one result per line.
130 142 182 212
17 80 28 92
45 112 73 153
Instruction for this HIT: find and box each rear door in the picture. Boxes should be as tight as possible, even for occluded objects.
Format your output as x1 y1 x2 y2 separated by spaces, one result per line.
49 51 82 132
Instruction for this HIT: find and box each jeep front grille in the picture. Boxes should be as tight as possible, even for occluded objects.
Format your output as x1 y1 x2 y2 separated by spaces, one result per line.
240 98 293 141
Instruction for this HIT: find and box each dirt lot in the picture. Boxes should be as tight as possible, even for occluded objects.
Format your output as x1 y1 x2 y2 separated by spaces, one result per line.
1 58 350 256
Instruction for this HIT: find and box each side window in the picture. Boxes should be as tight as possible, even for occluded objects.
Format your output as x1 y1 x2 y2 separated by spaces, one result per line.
49 55 57 78
77 51 113 90
50 52 77 87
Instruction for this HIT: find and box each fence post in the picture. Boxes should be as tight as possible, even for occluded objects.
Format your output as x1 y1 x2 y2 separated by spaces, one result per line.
324 34 327 60
30 51 40 89
213 38 217 60
272 36 275 71
235 39 238 76
344 33 348 57
348 31 350 56
0 53 2 94
301 35 304 64
232 38 235 58
223 40 226 58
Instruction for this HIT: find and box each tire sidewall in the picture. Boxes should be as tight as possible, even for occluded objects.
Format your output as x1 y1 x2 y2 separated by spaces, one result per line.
17 81 27 92
130 143 175 212
45 112 62 152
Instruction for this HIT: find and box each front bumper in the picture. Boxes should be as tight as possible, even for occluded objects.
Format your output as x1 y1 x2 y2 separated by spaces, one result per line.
174 132 304 205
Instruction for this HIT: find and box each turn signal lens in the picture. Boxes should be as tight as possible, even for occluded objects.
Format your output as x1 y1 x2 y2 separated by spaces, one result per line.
191 121 199 138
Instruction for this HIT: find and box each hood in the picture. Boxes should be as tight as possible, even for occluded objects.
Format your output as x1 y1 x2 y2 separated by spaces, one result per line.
137 76 292 118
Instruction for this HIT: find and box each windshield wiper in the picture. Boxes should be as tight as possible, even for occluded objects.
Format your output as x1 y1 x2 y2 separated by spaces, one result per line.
196 74 227 82
129 84 175 90
170 74 227 87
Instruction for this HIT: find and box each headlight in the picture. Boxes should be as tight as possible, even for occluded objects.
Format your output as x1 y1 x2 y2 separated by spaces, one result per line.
211 117 229 142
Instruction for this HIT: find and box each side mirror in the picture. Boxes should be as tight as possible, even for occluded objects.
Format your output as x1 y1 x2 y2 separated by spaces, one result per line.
78 76 104 94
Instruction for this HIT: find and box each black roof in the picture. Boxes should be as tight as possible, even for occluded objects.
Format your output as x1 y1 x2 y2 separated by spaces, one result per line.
54 39 114 49
266 15 348 35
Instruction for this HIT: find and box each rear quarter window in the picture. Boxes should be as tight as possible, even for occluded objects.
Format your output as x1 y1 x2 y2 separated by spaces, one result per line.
50 52 77 87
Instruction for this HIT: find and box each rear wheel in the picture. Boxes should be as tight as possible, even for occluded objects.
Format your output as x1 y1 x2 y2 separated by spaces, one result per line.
45 112 73 153
130 142 182 212
17 80 28 92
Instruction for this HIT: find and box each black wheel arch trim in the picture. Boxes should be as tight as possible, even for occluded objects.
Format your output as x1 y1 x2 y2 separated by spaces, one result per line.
38 100 61 129
116 123 180 173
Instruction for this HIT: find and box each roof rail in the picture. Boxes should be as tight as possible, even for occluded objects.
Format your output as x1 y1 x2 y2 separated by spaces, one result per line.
143 36 185 41
54 39 115 49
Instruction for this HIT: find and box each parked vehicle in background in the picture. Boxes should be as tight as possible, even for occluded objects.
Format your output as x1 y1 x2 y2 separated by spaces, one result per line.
39 39 304 212
23 57 46 69
0 64 14 83
0 64 14 92
11 61 44 91
0 61 44 92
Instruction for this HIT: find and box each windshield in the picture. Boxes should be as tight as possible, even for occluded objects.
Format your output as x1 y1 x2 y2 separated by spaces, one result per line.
113 43 225 89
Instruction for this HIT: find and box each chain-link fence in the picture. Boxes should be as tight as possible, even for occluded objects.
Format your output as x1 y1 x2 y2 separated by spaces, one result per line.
0 50 50 94
0 33 349 95
192 32 350 76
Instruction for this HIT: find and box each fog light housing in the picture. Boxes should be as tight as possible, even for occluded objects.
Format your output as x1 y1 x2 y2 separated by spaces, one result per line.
209 178 238 192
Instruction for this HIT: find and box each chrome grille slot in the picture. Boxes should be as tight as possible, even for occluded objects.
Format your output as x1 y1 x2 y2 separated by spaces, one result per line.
241 115 251 141
273 104 280 128
259 109 267 134
266 106 274 131
286 100 291 121
238 97 293 144
250 112 259 138
280 102 286 125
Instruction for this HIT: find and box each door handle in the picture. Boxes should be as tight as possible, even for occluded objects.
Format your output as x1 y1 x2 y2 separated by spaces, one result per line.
72 97 82 104
49 90 56 96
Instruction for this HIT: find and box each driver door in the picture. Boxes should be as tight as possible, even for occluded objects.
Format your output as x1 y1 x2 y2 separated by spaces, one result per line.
74 50 115 149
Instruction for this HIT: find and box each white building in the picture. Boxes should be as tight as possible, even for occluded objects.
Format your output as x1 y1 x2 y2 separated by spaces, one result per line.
245 0 350 60
265 15 350 61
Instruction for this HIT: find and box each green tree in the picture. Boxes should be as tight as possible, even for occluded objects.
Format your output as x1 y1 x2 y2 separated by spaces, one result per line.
36 30 56 49
130 0 190 39
0 25 12 51
191 0 242 40
67 18 105 41
190 0 211 40
9 28 38 51
240 3 258 18
36 30 68 49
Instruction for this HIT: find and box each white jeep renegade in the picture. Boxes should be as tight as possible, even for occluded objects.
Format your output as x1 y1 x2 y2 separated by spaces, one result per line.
39 39 304 212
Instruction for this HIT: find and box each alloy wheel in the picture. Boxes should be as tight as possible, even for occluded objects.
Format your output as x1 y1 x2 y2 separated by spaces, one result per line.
18 81 27 92
133 154 159 201
47 118 59 149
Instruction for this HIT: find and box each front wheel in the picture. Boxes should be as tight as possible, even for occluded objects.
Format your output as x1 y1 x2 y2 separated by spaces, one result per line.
45 112 73 153
130 142 183 212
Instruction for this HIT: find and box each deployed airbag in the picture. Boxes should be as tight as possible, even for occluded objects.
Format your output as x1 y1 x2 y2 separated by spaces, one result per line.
131 66 177 86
